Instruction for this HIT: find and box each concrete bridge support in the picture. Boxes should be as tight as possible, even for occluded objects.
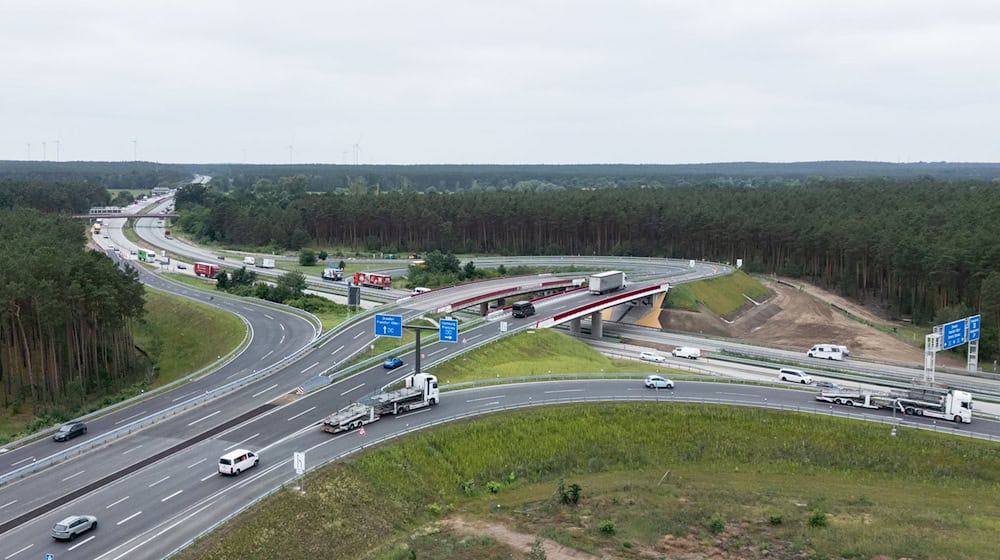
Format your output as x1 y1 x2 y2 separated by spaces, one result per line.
590 311 603 339
570 317 581 334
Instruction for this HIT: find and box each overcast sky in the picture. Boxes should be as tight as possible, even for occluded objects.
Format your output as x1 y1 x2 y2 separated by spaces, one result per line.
3 1 999 164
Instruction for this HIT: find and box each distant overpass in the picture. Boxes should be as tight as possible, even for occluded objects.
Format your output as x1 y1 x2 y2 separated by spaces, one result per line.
429 276 587 315
74 212 178 219
535 282 671 338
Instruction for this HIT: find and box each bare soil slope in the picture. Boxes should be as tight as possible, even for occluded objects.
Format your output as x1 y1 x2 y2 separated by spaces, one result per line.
660 278 965 367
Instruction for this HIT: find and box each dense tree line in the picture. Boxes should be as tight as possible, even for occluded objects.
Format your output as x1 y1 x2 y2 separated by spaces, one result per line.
0 179 110 213
0 209 146 412
174 179 1000 357
7 160 1000 195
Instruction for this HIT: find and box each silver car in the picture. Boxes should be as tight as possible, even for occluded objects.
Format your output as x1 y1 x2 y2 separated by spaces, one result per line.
644 375 674 389
52 514 97 540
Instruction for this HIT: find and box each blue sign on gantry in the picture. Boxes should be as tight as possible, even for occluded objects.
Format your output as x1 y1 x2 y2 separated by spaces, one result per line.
439 318 459 343
969 314 981 341
942 318 967 350
374 314 403 338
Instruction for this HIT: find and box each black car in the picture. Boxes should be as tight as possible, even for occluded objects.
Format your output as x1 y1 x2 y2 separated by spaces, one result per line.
53 421 87 442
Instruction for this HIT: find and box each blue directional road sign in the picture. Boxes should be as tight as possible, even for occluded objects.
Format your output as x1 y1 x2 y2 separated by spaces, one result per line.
942 318 968 350
46 554 54 560
374 314 403 338
969 314 981 341
439 318 459 343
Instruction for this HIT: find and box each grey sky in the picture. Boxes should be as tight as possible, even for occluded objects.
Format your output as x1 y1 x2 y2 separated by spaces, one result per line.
3 1 999 164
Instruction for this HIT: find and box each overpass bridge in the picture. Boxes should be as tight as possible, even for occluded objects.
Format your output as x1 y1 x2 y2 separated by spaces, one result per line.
429 276 587 315
536 282 671 338
75 212 178 219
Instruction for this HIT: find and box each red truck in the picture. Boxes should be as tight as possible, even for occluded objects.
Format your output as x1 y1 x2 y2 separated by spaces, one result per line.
353 271 391 289
193 262 221 278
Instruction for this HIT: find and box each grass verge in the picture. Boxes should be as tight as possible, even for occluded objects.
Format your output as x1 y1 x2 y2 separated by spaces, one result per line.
429 329 659 384
133 288 246 387
665 271 768 315
176 403 1000 560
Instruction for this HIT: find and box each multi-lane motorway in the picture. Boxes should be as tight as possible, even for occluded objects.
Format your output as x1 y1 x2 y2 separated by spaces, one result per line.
2 196 998 559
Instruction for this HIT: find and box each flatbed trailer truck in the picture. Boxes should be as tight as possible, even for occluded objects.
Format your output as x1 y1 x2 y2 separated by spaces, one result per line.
322 373 439 433
816 385 973 423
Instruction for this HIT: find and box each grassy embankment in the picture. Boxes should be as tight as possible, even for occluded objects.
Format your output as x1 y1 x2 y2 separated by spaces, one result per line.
0 288 245 442
178 401 1000 560
665 270 769 315
174 330 1000 560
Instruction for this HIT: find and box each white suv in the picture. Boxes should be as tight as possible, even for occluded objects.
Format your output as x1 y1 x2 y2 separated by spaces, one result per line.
639 351 666 363
779 368 812 385
644 375 674 389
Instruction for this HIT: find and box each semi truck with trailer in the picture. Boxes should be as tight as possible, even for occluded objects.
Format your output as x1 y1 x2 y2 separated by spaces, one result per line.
589 271 625 295
322 373 439 433
193 262 221 279
258 258 275 268
353 271 392 289
815 385 973 423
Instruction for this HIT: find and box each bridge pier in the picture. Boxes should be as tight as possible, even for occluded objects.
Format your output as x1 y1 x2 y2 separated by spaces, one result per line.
570 317 581 334
480 302 489 316
590 311 603 339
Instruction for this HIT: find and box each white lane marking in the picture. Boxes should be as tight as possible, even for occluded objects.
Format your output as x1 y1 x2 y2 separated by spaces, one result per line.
160 489 183 502
226 368 249 380
544 389 585 394
341 383 364 396
10 456 34 467
429 348 447 356
466 395 504 402
68 535 96 551
260 349 275 361
279 334 285 344
104 496 223 560
280 323 285 331
113 411 147 425
0 499 17 509
478 401 501 406
353 331 365 339
331 344 344 355
467 333 483 341
188 410 221 426
4 543 32 559
117 510 143 525
287 406 316 422
148 475 170 488
106 495 130 509
62 470 85 481
223 432 260 451
171 390 199 402
200 472 218 482
251 384 278 398
122 444 143 455
264 314 274 320
187 458 207 469
301 361 319 373
306 433 347 453
717 391 753 396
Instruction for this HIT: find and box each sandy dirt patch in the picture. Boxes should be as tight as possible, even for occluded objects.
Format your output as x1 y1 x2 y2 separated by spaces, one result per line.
441 517 605 560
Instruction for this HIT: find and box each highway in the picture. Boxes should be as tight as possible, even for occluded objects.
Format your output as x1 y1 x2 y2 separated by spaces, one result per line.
3 194 994 559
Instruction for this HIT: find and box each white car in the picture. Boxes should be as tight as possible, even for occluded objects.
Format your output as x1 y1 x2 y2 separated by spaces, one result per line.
52 514 97 540
639 351 666 363
644 375 674 389
779 368 813 385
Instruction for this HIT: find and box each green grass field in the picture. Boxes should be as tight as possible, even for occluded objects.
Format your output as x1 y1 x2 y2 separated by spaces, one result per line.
133 288 247 386
666 271 769 315
429 329 660 384
177 404 1000 560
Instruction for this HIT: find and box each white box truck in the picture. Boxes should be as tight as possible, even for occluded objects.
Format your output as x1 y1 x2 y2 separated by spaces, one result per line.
589 271 625 295
259 258 275 268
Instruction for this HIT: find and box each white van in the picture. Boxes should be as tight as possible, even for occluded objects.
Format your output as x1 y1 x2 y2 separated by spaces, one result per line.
778 367 813 385
807 344 847 361
242 256 256 266
672 346 701 359
218 449 259 476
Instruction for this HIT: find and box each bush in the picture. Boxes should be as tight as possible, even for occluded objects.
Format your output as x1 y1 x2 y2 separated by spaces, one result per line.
768 514 784 525
598 520 616 535
299 248 317 266
486 480 501 494
707 513 726 534
528 538 547 560
809 511 828 527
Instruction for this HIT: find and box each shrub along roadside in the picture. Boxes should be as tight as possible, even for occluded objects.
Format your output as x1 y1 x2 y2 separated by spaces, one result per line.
176 404 1000 560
